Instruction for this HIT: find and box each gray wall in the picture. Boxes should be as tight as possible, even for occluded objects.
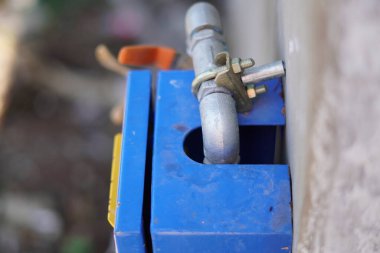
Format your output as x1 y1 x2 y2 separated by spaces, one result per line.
227 0 380 252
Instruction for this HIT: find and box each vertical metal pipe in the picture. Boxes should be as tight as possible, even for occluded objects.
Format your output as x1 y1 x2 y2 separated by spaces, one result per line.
186 2 240 164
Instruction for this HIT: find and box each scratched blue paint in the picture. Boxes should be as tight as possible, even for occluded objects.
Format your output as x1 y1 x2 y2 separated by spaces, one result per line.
151 70 292 253
114 70 151 253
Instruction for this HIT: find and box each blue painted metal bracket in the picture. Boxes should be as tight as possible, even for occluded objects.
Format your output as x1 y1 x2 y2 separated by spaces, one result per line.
151 70 292 253
114 70 151 253
113 70 292 253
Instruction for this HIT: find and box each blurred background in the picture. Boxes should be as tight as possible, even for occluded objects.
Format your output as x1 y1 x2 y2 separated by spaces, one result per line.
0 0 227 252
2 0 380 252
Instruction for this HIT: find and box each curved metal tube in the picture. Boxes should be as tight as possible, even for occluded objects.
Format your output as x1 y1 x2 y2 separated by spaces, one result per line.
186 2 240 164
200 92 240 164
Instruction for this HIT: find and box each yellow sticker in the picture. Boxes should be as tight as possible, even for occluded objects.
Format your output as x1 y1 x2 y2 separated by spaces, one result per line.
108 133 122 227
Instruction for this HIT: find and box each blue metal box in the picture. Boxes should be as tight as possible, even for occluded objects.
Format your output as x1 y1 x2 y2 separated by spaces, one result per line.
114 70 292 253
151 71 292 253
114 71 151 253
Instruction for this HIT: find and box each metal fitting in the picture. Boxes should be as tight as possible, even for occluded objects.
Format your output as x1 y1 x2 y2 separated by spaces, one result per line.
231 58 255 74
186 2 240 164
242 60 285 84
246 84 267 99
185 2 286 165
185 2 222 36
191 56 254 95
187 29 225 56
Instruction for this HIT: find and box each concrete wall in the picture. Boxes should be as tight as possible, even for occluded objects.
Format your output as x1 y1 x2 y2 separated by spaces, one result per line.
227 0 380 252
277 1 325 248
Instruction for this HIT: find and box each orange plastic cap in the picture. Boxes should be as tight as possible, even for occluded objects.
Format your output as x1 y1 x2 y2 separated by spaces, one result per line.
118 45 177 70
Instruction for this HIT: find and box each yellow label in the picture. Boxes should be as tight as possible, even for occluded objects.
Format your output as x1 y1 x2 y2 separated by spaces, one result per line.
108 133 122 227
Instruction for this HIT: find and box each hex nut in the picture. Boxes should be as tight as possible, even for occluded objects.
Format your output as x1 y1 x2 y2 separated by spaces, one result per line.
231 58 242 73
246 84 256 99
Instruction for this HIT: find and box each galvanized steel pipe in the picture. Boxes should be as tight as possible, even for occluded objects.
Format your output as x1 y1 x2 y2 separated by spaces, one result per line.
186 2 240 164
242 60 285 84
